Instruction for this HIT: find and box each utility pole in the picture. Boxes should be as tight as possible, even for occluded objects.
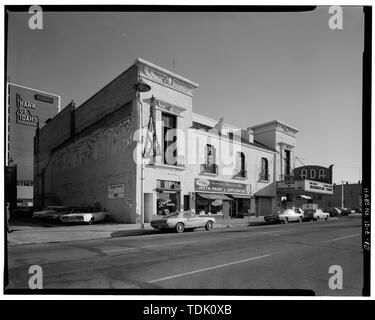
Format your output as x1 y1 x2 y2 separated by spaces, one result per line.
341 180 344 208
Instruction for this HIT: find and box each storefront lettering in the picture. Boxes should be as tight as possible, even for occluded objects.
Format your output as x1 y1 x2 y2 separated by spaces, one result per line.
194 178 251 195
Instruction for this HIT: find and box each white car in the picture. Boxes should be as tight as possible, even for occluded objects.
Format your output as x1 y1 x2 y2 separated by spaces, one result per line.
264 208 304 224
60 207 109 224
151 210 216 233
303 209 329 222
32 206 71 219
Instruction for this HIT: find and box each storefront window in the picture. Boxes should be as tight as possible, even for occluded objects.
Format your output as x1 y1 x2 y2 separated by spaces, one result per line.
196 194 223 215
156 179 181 215
157 191 180 215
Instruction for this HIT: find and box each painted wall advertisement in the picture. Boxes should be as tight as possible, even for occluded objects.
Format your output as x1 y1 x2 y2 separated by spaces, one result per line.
195 178 251 195
108 184 125 199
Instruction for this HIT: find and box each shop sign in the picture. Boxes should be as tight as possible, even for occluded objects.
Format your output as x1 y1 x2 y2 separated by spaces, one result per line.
293 165 333 184
276 181 295 191
194 178 251 195
108 184 125 199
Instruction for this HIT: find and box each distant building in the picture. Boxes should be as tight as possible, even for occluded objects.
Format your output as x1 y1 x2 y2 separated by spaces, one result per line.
7 83 60 206
314 181 362 209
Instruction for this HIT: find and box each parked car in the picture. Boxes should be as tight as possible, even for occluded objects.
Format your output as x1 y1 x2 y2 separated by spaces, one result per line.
303 209 329 222
32 206 71 219
60 207 109 224
151 210 215 233
324 207 341 217
354 207 362 214
13 206 35 217
340 207 352 216
264 208 304 224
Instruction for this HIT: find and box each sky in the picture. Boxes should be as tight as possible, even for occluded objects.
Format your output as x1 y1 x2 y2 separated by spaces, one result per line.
7 6 364 184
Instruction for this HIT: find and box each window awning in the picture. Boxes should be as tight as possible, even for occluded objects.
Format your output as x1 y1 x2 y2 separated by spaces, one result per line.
231 194 253 199
197 193 232 200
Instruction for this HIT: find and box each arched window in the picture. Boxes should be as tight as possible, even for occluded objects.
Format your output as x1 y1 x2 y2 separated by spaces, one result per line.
261 158 269 181
236 152 246 178
206 144 216 164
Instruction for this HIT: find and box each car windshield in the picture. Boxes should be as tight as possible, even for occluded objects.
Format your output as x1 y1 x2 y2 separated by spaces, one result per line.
304 210 315 214
183 211 196 219
71 208 90 213
165 212 180 218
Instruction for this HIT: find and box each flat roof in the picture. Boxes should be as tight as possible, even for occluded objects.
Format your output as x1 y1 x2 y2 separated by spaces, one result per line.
250 120 299 133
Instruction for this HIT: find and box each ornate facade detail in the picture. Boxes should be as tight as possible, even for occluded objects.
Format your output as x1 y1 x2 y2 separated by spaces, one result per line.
278 142 294 150
139 64 195 96
154 98 186 117
51 118 134 173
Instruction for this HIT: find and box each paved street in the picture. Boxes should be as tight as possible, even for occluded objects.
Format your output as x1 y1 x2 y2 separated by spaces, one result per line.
7 215 363 296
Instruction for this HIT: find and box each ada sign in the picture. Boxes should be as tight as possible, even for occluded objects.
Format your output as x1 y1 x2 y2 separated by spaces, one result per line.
293 165 333 184
108 184 125 199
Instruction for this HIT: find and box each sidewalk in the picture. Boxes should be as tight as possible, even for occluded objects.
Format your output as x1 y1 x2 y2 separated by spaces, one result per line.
7 216 266 246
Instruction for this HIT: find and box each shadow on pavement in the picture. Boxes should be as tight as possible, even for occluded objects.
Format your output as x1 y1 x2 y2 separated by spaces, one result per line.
110 229 160 238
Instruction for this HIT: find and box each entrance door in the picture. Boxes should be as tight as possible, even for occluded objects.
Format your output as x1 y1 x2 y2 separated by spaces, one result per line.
223 201 230 219
184 195 190 211
257 197 273 216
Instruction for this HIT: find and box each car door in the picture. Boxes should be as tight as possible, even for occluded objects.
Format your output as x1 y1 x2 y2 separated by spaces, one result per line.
183 211 201 228
293 208 301 221
182 211 194 228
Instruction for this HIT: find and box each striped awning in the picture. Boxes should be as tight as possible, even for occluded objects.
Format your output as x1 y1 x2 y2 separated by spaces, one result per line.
231 194 253 199
197 193 232 200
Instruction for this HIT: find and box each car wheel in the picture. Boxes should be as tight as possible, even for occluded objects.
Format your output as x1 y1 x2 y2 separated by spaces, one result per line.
205 221 213 231
175 222 185 233
89 218 95 225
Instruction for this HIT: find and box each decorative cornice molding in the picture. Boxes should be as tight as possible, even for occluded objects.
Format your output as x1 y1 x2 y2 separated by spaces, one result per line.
137 60 198 96
277 142 294 150
153 98 186 117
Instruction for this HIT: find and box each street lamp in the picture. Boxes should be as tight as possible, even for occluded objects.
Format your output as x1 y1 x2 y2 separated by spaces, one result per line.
134 78 151 229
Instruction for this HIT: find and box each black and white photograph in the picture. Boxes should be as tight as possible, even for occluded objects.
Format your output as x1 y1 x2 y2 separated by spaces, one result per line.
2 3 371 300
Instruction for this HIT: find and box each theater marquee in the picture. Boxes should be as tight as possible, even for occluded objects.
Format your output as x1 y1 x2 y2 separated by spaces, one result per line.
277 179 333 195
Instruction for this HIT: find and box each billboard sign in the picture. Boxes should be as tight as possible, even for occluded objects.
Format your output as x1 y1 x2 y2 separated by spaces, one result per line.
8 83 60 128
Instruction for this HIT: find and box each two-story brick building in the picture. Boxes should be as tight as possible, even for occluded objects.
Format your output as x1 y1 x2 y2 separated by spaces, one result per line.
34 58 300 222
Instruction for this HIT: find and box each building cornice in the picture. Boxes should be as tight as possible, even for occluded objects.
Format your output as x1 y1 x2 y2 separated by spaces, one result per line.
136 57 199 96
251 120 299 134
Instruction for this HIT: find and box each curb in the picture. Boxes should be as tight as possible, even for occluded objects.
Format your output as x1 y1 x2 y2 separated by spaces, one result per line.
7 221 267 247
